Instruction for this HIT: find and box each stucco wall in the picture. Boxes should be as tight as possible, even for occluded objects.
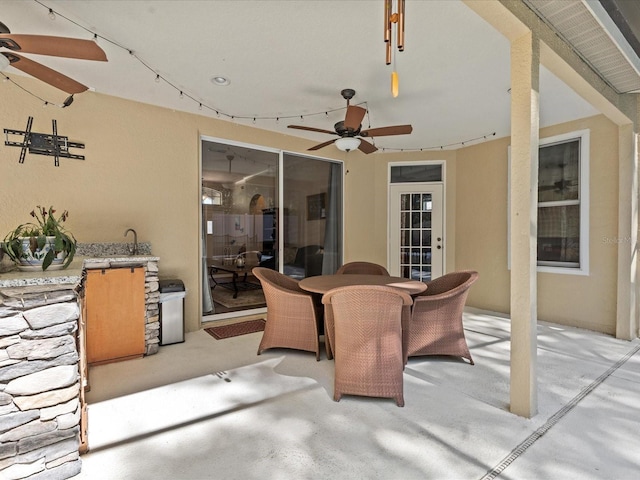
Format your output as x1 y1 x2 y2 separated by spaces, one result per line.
0 80 623 336
456 114 619 334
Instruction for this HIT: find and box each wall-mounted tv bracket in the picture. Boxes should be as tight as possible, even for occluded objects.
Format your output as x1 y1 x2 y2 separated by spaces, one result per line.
4 116 85 166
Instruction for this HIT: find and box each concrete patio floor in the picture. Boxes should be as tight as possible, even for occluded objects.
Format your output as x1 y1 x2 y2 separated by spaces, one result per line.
75 310 640 479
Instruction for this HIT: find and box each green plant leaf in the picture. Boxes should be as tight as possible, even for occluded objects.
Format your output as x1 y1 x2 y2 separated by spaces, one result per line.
42 249 54 270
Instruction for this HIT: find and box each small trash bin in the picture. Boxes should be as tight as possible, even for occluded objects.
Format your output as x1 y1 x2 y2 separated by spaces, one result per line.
159 279 186 345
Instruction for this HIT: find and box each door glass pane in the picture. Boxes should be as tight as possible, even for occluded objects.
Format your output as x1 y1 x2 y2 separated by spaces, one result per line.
401 193 410 209
398 192 433 281
411 212 421 228
202 141 277 315
282 153 343 279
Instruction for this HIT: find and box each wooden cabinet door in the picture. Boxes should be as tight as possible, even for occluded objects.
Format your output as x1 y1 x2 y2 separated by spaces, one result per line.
85 267 145 365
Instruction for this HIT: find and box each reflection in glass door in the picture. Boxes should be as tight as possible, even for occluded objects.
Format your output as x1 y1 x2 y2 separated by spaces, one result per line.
389 184 443 281
201 139 278 320
201 139 343 323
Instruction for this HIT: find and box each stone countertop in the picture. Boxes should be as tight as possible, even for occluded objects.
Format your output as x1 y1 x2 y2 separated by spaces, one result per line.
0 255 160 288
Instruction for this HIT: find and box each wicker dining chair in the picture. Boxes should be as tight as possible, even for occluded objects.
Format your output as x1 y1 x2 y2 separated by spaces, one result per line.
405 270 479 365
322 285 413 407
336 261 390 276
252 267 322 360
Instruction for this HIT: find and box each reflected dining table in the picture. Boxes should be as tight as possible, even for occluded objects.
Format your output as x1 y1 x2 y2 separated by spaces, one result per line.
299 274 427 359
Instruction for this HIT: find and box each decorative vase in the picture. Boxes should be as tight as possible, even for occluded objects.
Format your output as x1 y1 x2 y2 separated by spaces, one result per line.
16 236 66 271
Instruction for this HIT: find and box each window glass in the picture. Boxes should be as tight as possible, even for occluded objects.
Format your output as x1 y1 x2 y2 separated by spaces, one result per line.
537 205 580 265
539 140 579 203
391 164 442 183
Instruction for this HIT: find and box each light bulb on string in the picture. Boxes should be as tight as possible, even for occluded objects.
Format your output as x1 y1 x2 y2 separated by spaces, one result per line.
48 9 56 20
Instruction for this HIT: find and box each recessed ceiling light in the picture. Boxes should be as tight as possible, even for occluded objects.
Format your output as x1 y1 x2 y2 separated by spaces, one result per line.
211 76 230 86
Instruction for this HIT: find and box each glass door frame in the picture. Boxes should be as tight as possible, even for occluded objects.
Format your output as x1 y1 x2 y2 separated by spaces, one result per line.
199 135 345 324
200 135 281 323
387 161 446 281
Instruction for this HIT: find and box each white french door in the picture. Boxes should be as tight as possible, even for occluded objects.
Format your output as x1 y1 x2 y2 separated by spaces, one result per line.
388 184 444 281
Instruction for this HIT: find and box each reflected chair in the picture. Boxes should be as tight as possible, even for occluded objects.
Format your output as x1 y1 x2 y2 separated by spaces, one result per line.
336 261 390 276
252 267 322 360
322 285 413 407
406 271 479 365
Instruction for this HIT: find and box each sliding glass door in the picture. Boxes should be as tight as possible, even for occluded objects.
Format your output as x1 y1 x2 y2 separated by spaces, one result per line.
201 138 342 321
281 153 342 280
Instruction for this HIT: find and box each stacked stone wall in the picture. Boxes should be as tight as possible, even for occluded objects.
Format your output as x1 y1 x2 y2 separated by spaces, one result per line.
0 286 81 480
144 261 160 355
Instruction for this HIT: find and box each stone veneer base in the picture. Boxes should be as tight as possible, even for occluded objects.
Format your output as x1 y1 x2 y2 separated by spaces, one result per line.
0 243 161 479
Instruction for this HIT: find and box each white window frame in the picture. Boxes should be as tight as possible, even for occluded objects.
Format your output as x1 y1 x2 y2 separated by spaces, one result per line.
508 129 590 276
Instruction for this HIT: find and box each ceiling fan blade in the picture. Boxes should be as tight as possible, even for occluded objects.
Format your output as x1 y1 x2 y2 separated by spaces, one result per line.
344 105 366 131
288 125 338 136
358 139 378 154
2 52 88 94
0 34 107 61
308 139 337 151
360 124 413 137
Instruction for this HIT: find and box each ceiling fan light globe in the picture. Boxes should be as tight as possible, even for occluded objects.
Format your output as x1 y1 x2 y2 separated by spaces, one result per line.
335 137 361 152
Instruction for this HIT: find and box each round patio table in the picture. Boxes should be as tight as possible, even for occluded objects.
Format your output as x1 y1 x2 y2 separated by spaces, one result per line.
299 274 426 295
299 274 427 359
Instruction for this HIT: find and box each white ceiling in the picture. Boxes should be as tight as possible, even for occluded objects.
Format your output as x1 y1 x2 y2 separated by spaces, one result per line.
1 0 601 153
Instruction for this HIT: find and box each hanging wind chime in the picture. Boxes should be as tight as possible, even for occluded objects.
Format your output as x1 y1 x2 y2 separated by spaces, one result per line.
385 0 405 97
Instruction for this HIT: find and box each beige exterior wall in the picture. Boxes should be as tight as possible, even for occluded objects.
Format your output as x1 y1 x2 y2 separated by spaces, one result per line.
0 79 624 336
456 114 619 334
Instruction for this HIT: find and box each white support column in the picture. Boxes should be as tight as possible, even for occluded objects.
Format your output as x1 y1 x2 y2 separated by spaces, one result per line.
509 31 539 418
616 125 638 340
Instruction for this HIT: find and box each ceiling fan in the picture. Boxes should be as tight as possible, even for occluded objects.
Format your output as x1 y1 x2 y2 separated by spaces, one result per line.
0 21 107 94
288 88 412 154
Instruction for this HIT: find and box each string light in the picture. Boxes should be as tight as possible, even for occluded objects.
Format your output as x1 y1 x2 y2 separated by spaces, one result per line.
18 0 499 152
380 132 497 152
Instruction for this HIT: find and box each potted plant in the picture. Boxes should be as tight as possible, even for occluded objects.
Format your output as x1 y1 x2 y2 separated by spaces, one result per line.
2 205 77 271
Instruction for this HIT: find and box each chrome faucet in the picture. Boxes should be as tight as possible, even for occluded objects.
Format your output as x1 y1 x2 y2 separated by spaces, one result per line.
124 228 138 255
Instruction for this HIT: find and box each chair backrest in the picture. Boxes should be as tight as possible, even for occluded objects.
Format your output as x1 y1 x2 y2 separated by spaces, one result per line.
252 266 303 293
322 285 412 349
336 261 390 276
418 270 478 298
323 284 412 313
